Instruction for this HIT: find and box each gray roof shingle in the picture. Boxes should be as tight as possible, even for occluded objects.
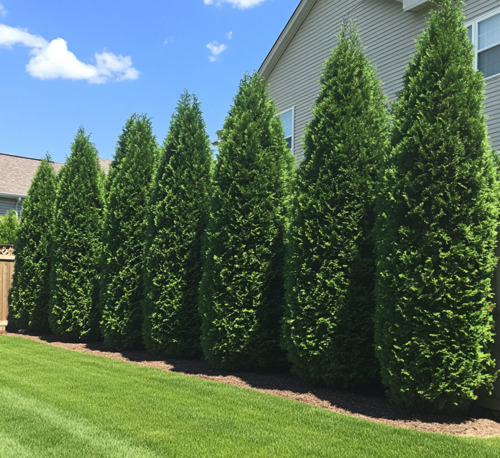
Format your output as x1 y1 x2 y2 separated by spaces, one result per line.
0 153 112 196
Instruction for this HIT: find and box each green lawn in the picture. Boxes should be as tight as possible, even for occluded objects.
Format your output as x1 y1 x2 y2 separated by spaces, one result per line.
1 336 499 458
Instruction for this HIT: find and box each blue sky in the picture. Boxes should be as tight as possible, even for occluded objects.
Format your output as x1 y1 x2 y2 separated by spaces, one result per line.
0 0 299 163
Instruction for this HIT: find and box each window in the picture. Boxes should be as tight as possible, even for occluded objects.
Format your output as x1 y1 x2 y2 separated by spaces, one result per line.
279 108 294 152
468 11 500 79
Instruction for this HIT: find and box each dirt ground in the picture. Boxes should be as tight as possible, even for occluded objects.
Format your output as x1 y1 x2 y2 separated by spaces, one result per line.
4 331 500 438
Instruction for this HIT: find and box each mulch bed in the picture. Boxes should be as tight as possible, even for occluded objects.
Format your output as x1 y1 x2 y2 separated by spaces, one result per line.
3 330 500 438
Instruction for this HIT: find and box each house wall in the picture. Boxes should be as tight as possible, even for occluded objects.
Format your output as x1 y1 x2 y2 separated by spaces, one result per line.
0 197 19 217
265 0 500 163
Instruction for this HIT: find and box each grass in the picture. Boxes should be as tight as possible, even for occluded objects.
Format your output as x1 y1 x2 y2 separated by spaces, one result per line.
1 336 499 458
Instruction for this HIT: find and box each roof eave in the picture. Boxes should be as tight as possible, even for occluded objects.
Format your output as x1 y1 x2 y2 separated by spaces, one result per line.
0 192 26 199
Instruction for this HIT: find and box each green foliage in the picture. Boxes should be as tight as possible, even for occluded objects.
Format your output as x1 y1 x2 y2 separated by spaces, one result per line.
143 93 212 358
49 128 105 342
100 115 158 350
282 25 391 388
374 0 499 410
11 155 56 332
0 210 19 245
199 73 294 371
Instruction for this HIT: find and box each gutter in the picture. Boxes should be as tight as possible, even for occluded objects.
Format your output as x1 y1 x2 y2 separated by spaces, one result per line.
0 193 27 199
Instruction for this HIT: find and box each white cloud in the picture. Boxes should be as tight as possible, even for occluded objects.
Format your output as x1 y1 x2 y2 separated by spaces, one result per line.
226 31 233 40
207 41 227 62
0 24 139 84
0 24 46 48
204 0 266 9
0 3 7 17
95 52 139 82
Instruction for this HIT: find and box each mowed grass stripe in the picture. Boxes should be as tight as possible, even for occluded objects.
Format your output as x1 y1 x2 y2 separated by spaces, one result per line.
1 386 159 458
0 336 499 458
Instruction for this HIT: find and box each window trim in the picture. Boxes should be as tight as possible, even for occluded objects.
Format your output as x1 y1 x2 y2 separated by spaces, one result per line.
467 9 500 80
278 107 294 155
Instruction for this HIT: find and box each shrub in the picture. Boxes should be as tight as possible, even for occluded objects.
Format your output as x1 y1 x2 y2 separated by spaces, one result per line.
49 128 105 341
374 0 499 410
142 93 212 358
100 115 158 350
282 24 390 388
11 155 57 332
0 210 19 245
199 73 294 371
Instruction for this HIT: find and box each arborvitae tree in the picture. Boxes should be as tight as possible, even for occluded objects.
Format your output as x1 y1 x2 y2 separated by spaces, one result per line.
282 25 390 388
199 73 294 371
374 0 499 410
143 93 212 358
11 155 56 332
49 128 105 341
100 115 158 350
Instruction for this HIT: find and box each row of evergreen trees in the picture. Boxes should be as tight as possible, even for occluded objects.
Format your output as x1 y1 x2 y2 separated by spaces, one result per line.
10 0 499 411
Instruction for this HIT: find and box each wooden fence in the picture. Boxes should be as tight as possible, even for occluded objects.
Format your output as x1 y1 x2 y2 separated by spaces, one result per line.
0 245 15 333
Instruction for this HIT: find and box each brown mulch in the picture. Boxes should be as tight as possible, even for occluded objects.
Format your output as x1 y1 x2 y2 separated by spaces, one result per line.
3 331 500 438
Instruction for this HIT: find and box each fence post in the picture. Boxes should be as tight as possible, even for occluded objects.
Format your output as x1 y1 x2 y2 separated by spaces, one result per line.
0 245 15 333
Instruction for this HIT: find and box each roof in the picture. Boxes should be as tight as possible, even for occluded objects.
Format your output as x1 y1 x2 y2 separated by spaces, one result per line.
98 158 113 175
0 153 112 197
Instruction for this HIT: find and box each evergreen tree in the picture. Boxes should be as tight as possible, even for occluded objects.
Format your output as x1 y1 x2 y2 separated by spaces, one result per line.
283 24 390 388
143 93 212 358
49 128 105 341
11 155 56 332
100 115 158 350
374 0 499 410
199 73 294 371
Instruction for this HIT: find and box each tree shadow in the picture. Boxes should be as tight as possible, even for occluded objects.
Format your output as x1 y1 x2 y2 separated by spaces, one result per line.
8 331 495 427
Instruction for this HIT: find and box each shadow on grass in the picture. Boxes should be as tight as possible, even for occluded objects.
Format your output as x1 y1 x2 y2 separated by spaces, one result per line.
2 323 495 432
10 331 493 428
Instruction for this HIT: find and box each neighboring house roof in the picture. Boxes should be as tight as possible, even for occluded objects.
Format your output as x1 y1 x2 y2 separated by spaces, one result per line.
98 158 113 175
0 153 112 197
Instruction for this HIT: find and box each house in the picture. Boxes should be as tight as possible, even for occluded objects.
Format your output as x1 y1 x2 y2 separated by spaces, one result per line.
0 153 112 216
260 0 500 163
259 0 500 412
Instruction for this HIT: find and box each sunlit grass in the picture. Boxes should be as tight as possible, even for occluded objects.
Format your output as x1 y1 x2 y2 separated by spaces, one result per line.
1 335 499 457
